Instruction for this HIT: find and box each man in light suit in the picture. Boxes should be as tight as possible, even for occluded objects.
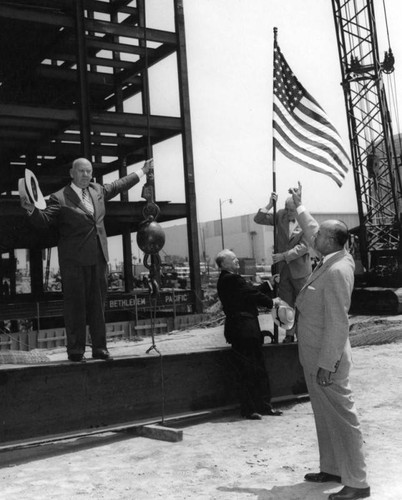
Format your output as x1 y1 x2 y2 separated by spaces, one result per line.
21 157 151 362
289 183 370 500
254 192 312 342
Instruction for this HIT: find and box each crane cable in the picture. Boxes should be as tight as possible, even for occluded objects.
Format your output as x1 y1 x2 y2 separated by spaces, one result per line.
381 0 391 48
137 0 165 296
136 0 167 424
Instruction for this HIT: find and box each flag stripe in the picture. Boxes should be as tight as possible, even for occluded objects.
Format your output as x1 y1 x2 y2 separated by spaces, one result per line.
274 100 347 178
273 130 345 187
273 122 346 185
274 99 348 173
274 138 344 187
273 124 346 186
274 98 348 176
273 40 350 186
297 92 350 162
300 90 339 135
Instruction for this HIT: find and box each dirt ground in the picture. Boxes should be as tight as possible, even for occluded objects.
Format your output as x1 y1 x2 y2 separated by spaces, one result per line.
0 317 401 500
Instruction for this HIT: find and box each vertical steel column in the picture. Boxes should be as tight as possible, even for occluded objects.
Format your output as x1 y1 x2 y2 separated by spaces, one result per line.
174 0 202 313
86 7 102 173
75 0 92 159
111 5 134 292
138 0 153 162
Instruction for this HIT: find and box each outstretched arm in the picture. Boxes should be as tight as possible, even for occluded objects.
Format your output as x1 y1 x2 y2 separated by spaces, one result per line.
104 158 153 200
254 192 277 225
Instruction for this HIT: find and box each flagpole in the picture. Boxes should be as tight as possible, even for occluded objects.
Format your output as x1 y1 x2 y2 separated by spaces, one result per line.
272 27 278 343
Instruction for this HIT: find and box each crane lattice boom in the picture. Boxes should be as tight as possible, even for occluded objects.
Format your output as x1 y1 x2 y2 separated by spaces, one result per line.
332 0 402 283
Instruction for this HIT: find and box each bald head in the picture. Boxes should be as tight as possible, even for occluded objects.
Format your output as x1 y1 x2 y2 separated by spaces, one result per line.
70 157 93 189
216 249 239 273
72 157 92 170
314 219 349 255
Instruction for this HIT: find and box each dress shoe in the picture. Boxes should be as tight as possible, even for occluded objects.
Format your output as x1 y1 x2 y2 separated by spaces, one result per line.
243 412 262 420
304 472 341 483
68 354 86 362
282 335 294 343
261 405 283 416
92 350 113 361
328 486 371 500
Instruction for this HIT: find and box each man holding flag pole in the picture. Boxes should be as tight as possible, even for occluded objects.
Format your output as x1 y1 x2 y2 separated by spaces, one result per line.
254 190 311 343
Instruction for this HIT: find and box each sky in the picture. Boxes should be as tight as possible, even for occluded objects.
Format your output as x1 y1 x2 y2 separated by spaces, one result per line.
130 0 402 224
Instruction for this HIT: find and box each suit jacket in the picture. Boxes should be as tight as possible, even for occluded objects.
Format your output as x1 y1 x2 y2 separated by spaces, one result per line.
254 208 311 279
217 270 273 343
295 209 355 375
29 172 142 267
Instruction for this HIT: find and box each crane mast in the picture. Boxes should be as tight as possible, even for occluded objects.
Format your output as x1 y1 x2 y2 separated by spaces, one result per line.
332 0 402 286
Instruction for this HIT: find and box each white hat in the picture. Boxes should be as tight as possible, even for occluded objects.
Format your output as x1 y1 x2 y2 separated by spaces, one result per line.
18 169 46 209
271 300 295 330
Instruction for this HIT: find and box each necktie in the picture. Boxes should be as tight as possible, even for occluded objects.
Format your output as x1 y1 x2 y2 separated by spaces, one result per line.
288 220 296 238
314 258 324 271
82 188 94 215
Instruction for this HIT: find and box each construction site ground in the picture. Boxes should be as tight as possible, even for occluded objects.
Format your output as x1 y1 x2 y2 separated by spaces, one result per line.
0 313 401 500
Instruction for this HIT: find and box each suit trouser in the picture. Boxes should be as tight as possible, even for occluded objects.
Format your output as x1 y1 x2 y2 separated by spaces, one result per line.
231 338 272 415
61 244 108 356
304 369 369 489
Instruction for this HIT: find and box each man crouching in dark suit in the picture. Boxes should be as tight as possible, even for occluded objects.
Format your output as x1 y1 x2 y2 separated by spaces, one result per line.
216 249 283 419
21 157 151 362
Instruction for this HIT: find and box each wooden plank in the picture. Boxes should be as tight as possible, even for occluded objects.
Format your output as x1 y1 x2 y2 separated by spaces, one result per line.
36 329 66 348
134 424 183 443
0 336 12 348
134 323 167 332
106 331 125 341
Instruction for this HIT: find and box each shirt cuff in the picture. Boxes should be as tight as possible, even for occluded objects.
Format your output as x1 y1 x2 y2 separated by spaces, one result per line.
136 168 145 179
260 207 269 214
296 205 306 215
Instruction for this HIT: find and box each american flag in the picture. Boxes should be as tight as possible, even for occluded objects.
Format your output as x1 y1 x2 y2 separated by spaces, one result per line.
273 41 350 187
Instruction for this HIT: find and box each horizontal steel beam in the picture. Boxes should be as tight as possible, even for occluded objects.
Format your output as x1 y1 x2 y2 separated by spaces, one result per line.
0 345 306 446
0 5 176 45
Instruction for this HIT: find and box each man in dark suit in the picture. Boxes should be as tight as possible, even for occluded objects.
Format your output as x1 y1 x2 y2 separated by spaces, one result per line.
254 193 312 343
21 157 151 362
216 249 283 420
289 183 370 500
